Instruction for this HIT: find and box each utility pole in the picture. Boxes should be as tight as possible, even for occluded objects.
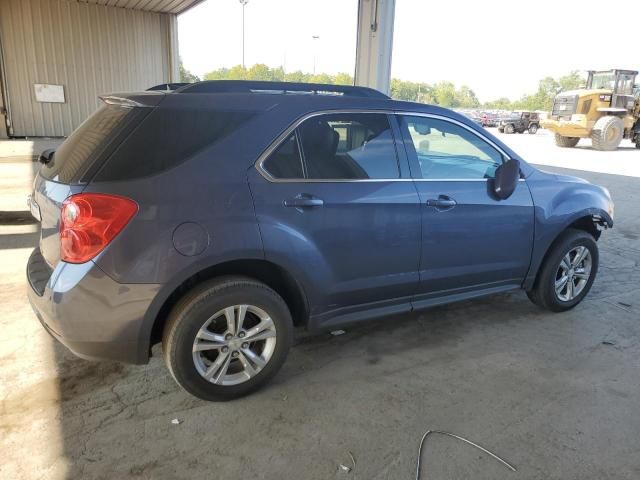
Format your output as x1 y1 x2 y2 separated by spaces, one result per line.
312 35 320 75
239 0 249 69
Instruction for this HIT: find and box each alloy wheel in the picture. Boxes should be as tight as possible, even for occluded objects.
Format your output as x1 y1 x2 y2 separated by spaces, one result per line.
554 246 592 302
192 305 277 385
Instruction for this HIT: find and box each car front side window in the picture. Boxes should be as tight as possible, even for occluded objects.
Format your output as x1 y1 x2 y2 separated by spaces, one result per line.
399 115 503 180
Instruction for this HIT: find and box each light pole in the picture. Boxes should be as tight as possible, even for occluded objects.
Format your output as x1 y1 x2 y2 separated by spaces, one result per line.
239 0 249 69
311 35 320 75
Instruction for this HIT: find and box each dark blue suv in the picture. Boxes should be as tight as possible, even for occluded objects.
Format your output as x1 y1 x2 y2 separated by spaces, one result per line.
27 81 614 400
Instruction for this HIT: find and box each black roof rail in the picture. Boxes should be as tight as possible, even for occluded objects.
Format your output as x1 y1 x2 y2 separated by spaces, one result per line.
147 82 190 91
175 80 390 99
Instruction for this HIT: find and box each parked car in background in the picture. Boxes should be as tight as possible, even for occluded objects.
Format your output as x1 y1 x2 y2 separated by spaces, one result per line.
480 112 499 127
27 81 614 401
498 111 540 134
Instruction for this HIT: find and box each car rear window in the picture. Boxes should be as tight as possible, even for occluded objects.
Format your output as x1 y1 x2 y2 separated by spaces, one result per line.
94 108 255 181
39 104 145 183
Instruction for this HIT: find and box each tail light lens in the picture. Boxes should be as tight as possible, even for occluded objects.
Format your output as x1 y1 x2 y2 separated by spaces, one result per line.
60 193 138 263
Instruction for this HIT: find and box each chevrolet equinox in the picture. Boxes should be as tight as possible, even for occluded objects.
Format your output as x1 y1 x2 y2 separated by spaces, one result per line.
27 81 614 400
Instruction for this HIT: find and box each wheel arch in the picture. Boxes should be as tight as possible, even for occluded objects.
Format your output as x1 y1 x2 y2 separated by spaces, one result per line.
141 258 310 361
524 210 611 290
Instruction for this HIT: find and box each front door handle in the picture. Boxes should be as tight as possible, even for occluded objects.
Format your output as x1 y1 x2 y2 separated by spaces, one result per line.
426 195 457 210
284 195 324 208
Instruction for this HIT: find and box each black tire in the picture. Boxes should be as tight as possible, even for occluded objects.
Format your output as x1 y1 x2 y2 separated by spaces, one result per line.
591 116 623 151
554 133 579 148
162 276 293 401
528 124 538 134
527 229 599 312
504 124 515 134
498 126 504 133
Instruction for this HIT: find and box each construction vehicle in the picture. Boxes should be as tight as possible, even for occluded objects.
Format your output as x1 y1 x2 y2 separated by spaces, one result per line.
540 69 640 150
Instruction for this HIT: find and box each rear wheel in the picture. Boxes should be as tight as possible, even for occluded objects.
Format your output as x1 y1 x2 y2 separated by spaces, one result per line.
527 229 598 312
554 133 579 148
162 277 293 401
504 124 515 134
528 124 538 134
591 116 623 151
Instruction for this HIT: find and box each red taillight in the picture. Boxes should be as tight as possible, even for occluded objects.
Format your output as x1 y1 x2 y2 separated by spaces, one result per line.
60 193 138 263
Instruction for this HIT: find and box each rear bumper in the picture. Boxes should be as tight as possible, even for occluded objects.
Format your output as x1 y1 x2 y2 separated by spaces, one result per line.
27 247 161 364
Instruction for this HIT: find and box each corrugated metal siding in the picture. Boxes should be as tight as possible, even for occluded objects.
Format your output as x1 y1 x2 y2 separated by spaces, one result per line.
76 0 204 15
0 0 173 137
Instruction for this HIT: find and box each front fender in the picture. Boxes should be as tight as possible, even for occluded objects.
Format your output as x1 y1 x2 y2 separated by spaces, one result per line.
524 170 613 288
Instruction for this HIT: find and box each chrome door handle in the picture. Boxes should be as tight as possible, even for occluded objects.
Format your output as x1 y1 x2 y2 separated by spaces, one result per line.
284 195 324 208
426 196 457 209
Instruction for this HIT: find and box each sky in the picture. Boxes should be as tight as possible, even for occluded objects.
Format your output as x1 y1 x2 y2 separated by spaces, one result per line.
178 0 640 102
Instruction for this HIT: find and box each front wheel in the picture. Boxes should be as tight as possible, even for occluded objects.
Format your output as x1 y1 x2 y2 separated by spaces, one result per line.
554 133 579 148
163 277 293 401
591 116 623 151
504 124 515 134
528 124 538 134
527 229 599 312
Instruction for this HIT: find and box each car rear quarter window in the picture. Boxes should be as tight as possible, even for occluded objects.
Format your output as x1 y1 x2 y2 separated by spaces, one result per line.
39 105 145 184
94 108 255 181
262 133 304 179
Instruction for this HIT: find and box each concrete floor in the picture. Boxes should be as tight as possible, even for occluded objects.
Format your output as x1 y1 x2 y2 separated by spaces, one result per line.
1 132 639 479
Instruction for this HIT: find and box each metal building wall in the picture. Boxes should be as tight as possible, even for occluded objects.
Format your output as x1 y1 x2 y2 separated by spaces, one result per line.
0 0 175 137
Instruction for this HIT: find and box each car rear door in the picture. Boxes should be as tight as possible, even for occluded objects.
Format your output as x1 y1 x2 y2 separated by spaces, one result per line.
396 113 534 306
248 111 421 326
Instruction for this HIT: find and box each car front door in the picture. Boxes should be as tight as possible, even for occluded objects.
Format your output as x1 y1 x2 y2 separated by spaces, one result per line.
396 114 534 307
248 112 421 327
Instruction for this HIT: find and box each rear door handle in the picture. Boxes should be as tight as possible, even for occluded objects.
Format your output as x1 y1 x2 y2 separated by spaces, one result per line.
426 195 457 210
284 195 324 208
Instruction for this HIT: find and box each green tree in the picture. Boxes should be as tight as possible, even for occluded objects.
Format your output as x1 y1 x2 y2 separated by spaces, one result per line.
390 79 418 101
247 64 273 81
484 97 512 109
433 81 458 107
179 58 200 83
456 86 480 108
334 72 354 86
203 67 229 81
284 70 307 83
558 71 584 92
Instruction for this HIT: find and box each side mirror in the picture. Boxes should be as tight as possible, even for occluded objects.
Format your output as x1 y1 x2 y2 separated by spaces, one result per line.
493 159 520 200
39 149 55 165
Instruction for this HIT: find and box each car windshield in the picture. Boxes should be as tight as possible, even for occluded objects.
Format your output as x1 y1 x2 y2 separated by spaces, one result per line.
591 72 615 90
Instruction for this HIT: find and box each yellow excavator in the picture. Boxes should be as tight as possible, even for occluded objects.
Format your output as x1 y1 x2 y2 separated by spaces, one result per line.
541 69 640 150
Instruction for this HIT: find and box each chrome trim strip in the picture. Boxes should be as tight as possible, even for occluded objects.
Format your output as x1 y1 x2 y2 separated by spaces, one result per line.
255 109 513 184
